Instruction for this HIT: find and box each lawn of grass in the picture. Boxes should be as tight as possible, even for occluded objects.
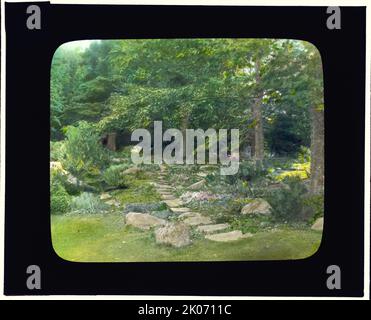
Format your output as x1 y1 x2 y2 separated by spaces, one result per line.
51 214 322 262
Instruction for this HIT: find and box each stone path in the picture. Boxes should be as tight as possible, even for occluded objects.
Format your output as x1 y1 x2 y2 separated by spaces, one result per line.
153 165 250 243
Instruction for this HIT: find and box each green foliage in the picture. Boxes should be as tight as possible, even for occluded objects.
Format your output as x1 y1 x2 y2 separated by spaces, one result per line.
102 164 129 187
230 214 272 234
266 177 308 222
70 192 109 214
297 146 311 163
303 194 324 223
50 140 66 162
266 113 307 156
224 160 268 186
63 121 109 179
111 178 161 204
50 171 71 215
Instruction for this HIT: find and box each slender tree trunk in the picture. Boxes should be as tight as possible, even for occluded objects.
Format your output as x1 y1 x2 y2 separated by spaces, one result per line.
309 105 324 194
252 58 264 162
181 112 189 160
106 132 117 151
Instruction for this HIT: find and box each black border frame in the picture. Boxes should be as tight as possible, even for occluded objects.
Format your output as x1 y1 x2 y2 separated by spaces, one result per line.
4 2 366 296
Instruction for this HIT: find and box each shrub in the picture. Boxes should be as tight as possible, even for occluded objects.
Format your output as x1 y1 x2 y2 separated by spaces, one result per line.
297 146 311 163
303 194 324 223
102 164 129 188
50 171 71 214
63 121 110 179
230 214 272 234
224 160 268 185
266 176 308 222
50 140 66 162
70 192 109 214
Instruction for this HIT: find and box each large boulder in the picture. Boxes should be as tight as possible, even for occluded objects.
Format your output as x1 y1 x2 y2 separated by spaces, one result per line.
125 212 166 230
155 223 191 247
311 217 324 231
241 198 272 215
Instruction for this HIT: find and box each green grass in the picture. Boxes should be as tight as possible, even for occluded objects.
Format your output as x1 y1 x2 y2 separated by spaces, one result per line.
110 175 161 204
51 214 322 262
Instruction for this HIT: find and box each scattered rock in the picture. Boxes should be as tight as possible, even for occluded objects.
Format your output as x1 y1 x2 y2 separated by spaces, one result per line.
241 198 272 215
105 199 120 207
125 212 166 230
311 217 324 231
122 167 141 175
188 180 206 190
182 215 212 226
196 172 208 178
111 157 126 163
155 223 191 247
100 193 112 200
205 230 252 242
196 223 230 234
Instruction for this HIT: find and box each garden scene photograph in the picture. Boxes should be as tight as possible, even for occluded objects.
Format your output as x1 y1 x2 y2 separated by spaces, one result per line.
50 38 324 262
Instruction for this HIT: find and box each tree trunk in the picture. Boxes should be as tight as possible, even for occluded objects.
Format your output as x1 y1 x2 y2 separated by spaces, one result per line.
181 112 189 160
252 58 264 162
106 132 117 151
309 105 324 194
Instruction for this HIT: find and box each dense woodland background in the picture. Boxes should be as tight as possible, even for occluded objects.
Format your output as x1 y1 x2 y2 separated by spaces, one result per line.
51 39 323 192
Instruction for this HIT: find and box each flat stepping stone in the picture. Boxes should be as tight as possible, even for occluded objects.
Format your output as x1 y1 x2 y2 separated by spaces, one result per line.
164 199 183 207
158 189 173 194
196 223 230 234
178 212 201 219
161 194 177 200
159 191 173 195
170 207 191 213
183 215 212 226
205 230 252 242
157 184 172 189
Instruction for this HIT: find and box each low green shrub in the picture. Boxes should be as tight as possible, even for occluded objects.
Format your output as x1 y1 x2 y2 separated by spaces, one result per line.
70 192 109 214
50 171 71 215
50 140 66 162
303 194 324 223
266 176 308 222
230 215 272 234
102 164 129 188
